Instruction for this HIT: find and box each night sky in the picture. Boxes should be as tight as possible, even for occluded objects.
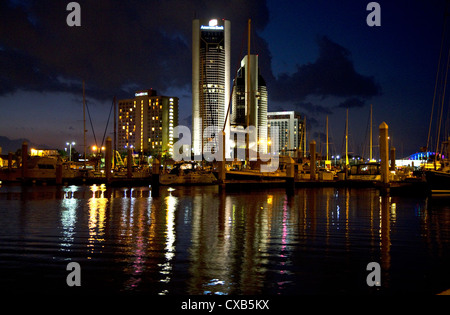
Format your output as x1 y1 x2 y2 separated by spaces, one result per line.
0 0 448 158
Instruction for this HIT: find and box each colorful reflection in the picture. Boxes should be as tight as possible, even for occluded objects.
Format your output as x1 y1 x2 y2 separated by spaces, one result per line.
19 184 444 294
59 185 79 251
87 184 107 256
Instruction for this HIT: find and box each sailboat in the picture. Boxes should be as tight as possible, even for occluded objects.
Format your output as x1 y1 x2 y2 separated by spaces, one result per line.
159 161 218 185
423 12 450 195
346 106 382 184
425 138 450 194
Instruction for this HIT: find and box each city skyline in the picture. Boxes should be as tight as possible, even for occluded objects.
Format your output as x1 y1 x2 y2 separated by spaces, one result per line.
1 0 449 159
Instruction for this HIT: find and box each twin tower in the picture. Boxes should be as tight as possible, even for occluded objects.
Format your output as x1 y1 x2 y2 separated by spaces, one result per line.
192 19 268 158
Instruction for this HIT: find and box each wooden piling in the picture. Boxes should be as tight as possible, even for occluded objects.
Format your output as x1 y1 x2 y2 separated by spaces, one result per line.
105 137 112 183
127 148 132 179
285 156 295 194
379 122 390 185
56 161 63 185
152 158 160 197
310 140 316 181
8 152 12 171
21 141 28 181
390 147 396 171
218 130 226 184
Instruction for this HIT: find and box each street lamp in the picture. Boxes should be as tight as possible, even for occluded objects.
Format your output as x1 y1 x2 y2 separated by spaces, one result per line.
66 141 75 162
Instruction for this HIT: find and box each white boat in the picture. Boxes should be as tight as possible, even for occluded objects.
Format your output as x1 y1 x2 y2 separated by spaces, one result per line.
0 156 81 182
159 162 217 185
347 163 381 184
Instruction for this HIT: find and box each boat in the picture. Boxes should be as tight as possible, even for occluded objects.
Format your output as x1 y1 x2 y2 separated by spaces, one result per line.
0 156 82 183
346 162 382 186
422 15 450 195
424 139 450 194
159 162 217 185
425 169 450 194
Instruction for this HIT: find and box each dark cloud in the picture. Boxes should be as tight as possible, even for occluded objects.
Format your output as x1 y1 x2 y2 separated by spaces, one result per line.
335 97 365 109
0 0 270 100
295 101 333 115
270 36 381 102
1 0 379 120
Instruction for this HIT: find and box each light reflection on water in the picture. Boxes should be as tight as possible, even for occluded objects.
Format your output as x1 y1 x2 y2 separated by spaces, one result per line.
0 184 449 294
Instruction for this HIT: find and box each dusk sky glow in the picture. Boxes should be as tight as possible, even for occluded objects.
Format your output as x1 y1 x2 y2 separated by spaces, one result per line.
1 0 448 158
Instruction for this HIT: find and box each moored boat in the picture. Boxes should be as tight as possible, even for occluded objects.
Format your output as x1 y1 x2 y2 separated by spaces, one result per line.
159 162 217 185
425 169 450 194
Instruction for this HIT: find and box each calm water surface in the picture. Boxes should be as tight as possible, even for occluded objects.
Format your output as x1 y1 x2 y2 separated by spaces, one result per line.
0 184 449 295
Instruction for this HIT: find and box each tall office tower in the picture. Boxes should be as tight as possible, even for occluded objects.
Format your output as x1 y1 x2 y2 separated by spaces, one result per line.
231 54 268 154
118 90 178 155
192 18 231 157
267 111 305 156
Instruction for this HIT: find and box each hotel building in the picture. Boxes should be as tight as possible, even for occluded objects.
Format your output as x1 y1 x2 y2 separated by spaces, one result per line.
118 90 178 155
267 111 305 156
192 18 231 157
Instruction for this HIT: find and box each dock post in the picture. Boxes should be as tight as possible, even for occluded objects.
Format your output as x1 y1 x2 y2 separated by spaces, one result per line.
285 157 295 194
310 140 316 181
390 147 396 171
8 152 12 171
152 158 160 197
379 122 390 186
218 130 226 186
21 141 28 182
127 148 133 179
447 137 450 161
105 137 112 183
56 160 63 185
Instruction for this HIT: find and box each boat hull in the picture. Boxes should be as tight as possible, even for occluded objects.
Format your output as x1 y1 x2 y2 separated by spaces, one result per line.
425 170 450 194
159 172 217 185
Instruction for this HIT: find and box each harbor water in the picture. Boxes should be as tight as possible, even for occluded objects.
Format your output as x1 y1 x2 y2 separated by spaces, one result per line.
0 183 449 295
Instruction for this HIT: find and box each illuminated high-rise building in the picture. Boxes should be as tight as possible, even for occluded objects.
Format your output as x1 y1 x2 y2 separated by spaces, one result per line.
231 54 268 154
118 90 178 155
267 111 305 156
192 18 231 157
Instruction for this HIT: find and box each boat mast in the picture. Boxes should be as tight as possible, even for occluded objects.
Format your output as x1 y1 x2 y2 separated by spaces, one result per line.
345 108 349 167
113 96 117 168
83 80 86 169
303 116 307 157
246 18 251 164
326 115 329 161
370 104 373 161
435 48 450 166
